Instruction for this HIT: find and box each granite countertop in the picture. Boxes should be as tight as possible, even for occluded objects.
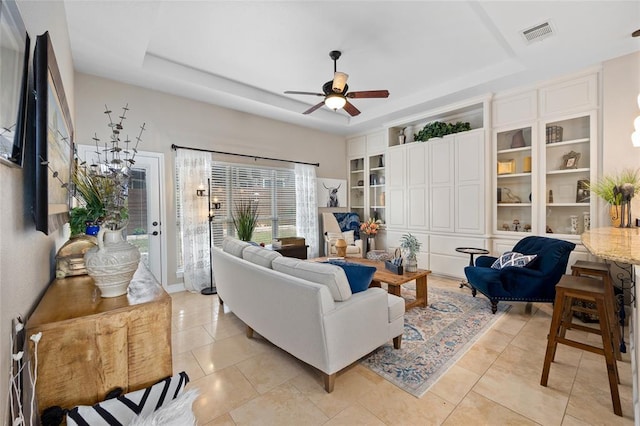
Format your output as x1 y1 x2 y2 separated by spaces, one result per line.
581 227 640 264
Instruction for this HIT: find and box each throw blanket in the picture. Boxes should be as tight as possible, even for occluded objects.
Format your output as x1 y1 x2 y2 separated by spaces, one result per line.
333 212 361 240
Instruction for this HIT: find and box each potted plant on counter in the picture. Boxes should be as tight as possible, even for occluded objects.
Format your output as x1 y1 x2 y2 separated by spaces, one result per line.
399 233 421 272
589 168 640 227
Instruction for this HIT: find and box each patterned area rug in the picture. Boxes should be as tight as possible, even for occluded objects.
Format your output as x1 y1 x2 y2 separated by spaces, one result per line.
361 286 510 398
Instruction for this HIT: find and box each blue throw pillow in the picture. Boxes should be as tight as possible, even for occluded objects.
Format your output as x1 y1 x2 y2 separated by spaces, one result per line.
333 212 361 240
491 251 537 269
325 260 376 293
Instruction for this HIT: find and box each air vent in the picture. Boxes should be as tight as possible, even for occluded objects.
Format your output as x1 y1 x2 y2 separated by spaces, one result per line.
521 21 554 43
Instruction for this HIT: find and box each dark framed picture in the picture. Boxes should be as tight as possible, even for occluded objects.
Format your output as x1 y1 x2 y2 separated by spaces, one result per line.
561 150 581 169
0 0 30 168
34 32 74 234
576 179 590 203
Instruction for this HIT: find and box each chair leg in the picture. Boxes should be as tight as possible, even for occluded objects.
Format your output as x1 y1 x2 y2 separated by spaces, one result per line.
596 298 622 416
490 299 498 314
393 335 402 349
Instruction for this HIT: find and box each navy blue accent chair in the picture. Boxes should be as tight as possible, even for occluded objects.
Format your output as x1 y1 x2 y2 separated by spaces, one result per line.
464 236 576 314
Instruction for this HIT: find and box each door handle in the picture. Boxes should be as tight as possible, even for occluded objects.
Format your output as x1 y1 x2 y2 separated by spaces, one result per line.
150 231 159 236
152 221 158 226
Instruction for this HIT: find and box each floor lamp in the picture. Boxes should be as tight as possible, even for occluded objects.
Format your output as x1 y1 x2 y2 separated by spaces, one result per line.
197 178 221 295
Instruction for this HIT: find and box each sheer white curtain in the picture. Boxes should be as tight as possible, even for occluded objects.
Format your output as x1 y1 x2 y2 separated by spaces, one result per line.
176 149 212 292
295 163 319 258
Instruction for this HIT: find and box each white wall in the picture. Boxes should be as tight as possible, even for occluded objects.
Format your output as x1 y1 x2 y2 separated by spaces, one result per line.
0 1 74 422
74 73 347 287
601 51 640 224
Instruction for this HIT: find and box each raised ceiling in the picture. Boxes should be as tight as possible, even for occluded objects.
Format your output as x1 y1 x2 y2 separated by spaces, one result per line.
64 1 640 135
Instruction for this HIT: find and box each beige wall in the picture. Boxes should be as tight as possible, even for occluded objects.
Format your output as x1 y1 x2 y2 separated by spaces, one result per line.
601 51 640 224
0 1 75 421
74 73 347 287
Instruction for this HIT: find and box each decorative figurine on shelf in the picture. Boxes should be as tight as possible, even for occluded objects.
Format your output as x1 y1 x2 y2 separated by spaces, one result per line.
512 219 521 232
548 190 554 203
511 129 525 148
502 223 510 231
583 212 591 231
570 215 578 234
524 224 532 232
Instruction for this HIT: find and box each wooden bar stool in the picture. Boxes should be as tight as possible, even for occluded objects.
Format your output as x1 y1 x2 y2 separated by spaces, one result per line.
571 260 622 361
541 275 622 416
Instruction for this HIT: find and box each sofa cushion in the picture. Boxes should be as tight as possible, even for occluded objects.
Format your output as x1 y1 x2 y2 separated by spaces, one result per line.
272 257 352 301
222 237 251 258
325 260 376 294
491 251 537 269
242 245 282 269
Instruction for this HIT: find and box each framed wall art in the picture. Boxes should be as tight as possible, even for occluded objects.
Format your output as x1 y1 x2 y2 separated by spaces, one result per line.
0 0 30 168
317 178 347 208
34 31 74 234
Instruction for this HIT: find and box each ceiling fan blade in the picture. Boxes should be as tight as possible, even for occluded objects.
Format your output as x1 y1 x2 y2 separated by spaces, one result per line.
303 102 325 115
285 91 324 97
343 101 361 117
346 90 390 99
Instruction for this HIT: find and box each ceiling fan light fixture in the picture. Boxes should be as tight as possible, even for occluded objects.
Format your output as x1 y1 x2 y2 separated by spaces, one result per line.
332 72 349 93
325 93 346 110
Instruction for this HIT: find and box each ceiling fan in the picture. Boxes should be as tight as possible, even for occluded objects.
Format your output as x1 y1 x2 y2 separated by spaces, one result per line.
284 50 389 117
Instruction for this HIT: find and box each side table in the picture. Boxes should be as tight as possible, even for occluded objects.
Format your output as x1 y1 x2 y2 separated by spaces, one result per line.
456 247 490 295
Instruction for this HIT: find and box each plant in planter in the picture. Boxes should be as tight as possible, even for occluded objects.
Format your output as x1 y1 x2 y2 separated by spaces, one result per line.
399 233 421 272
232 199 259 241
589 168 640 226
414 121 471 142
69 166 106 236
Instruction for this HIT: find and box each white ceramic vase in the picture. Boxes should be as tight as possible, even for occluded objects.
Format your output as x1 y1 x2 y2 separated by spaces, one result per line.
405 255 418 272
85 228 140 297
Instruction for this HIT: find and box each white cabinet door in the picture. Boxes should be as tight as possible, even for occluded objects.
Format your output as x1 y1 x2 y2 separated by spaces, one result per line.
386 146 407 228
429 138 454 232
407 143 428 229
455 131 485 234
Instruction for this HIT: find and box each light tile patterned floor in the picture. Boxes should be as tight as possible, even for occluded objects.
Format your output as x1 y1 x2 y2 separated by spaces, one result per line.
171 276 635 425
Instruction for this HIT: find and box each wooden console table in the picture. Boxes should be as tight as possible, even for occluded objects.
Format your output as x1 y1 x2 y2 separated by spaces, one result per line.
26 263 172 415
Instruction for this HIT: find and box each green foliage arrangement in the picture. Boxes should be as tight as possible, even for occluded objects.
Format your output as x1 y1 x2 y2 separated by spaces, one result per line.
588 168 640 205
414 121 471 142
399 233 421 259
233 199 259 241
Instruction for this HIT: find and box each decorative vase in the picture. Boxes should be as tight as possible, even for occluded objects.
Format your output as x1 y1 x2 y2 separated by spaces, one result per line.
570 215 578 234
85 228 141 297
404 126 414 143
368 237 375 252
85 224 100 236
610 205 622 227
583 212 591 231
405 255 418 272
511 129 525 148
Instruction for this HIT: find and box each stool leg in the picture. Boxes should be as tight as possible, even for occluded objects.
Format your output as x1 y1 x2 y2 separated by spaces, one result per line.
603 276 623 361
541 290 565 386
596 297 622 416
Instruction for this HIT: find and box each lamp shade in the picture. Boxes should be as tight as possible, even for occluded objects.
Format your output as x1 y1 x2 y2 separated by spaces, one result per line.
332 72 349 93
325 93 346 110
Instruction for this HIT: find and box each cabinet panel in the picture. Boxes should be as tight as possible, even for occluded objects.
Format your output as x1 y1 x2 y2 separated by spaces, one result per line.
407 143 427 186
430 186 453 231
492 91 537 127
387 187 406 228
457 184 482 233
366 131 386 152
456 131 483 183
408 187 427 228
429 139 453 185
539 74 597 117
347 136 366 157
429 253 467 279
386 146 406 188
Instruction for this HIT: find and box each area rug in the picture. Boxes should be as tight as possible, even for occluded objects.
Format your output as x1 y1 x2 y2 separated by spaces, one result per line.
360 286 510 397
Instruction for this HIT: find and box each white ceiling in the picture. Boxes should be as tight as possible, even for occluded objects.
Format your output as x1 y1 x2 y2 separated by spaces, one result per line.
64 1 640 136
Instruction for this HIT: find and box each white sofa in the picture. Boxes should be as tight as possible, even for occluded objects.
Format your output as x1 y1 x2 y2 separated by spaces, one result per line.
213 237 404 392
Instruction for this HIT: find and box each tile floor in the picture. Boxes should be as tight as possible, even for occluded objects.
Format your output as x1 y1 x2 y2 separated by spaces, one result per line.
171 276 636 425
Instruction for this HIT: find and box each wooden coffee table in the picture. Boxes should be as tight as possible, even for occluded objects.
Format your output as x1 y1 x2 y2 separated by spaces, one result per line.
312 257 431 311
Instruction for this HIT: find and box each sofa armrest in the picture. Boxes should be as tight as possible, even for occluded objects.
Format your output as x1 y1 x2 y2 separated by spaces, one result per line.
322 288 393 372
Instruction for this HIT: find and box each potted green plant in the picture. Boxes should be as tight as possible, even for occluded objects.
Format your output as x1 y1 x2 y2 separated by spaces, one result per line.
232 199 259 241
69 166 106 236
414 121 471 142
399 233 421 272
589 168 640 226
